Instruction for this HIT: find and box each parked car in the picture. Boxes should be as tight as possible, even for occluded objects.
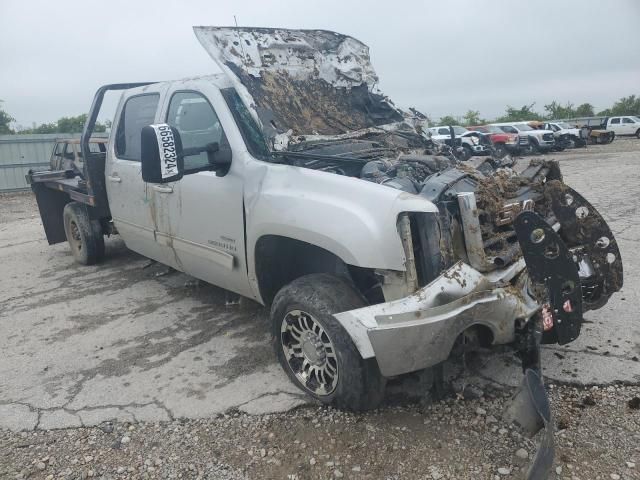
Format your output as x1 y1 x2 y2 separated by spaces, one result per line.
26 27 623 477
467 125 521 157
428 125 489 160
492 122 556 153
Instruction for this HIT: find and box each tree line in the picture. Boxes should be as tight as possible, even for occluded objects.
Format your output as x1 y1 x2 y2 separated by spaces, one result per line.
2 95 640 135
436 95 640 127
0 102 109 135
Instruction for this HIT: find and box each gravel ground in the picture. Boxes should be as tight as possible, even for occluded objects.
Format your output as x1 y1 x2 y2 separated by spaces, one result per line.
1 137 639 480
1 384 639 480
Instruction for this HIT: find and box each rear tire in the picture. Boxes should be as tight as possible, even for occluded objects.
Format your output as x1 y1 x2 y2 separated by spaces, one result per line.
460 145 473 161
63 202 105 265
271 273 386 411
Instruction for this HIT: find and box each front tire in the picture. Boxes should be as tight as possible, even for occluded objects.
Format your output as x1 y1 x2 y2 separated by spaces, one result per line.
493 143 507 159
271 273 385 410
635 129 640 139
63 202 105 265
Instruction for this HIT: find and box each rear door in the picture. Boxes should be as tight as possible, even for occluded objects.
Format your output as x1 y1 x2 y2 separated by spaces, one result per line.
608 117 623 135
105 85 181 267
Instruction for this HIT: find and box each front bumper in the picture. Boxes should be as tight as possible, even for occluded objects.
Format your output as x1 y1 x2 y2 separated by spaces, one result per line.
334 260 538 377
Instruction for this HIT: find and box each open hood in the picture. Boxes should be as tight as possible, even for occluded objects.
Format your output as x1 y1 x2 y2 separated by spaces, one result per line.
193 27 404 147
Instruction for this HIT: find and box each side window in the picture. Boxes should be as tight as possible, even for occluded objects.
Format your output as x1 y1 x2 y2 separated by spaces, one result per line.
438 128 450 135
166 91 228 173
623 117 634 124
611 118 620 124
115 94 160 161
51 142 65 169
63 143 76 161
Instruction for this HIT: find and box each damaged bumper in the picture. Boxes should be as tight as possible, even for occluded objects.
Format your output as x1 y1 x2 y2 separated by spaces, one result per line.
334 260 538 377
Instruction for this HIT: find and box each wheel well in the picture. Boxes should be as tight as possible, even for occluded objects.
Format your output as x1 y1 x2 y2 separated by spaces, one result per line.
254 235 381 305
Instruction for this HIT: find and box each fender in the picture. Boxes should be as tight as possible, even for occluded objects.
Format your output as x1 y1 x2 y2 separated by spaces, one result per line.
243 160 438 299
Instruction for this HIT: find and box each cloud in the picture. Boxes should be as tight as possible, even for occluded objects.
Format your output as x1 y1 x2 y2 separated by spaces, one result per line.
1 0 638 125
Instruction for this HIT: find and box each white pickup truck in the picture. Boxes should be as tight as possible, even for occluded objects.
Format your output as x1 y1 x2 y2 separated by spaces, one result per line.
428 126 489 160
568 116 640 138
28 28 623 475
493 122 556 153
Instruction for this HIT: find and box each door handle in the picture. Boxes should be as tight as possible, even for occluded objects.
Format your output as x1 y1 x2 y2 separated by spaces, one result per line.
107 175 121 183
152 185 173 194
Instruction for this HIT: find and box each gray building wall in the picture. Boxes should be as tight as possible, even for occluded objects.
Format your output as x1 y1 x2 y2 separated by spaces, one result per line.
0 134 81 192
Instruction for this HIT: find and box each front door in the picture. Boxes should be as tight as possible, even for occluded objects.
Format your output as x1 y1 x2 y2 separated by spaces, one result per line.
155 84 251 297
621 117 637 135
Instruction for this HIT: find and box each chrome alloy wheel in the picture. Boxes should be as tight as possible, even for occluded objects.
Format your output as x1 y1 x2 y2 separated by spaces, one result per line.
280 309 339 396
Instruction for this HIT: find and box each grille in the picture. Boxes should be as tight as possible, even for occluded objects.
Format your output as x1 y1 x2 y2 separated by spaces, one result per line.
518 136 529 145
542 133 554 142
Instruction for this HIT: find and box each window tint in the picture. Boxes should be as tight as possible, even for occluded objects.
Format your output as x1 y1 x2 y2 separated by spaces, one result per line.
115 94 159 161
623 117 634 124
611 118 620 124
500 126 518 134
438 128 450 135
166 91 227 172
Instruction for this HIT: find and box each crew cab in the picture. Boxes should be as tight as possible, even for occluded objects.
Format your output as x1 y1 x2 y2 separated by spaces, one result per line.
568 116 640 138
467 125 521 157
49 138 108 173
428 125 489 160
492 122 556 153
27 28 623 478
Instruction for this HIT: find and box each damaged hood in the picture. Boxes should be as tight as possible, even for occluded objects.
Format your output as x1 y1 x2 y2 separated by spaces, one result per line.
193 27 405 148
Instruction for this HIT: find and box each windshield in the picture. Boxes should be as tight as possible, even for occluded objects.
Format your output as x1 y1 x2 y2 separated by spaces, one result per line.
557 122 573 129
452 126 468 135
632 116 640 123
484 125 503 134
514 124 533 131
220 88 272 160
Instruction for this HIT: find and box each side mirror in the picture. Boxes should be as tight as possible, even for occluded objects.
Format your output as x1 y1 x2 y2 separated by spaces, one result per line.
141 124 184 183
206 142 232 177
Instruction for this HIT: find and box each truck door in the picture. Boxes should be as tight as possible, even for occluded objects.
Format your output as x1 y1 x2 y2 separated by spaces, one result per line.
155 84 252 298
106 86 181 267
622 117 638 135
608 117 623 135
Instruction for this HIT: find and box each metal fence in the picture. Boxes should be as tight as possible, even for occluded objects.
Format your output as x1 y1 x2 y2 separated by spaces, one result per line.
0 134 81 192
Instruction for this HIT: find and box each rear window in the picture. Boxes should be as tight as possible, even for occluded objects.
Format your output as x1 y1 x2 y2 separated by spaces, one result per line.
115 94 159 161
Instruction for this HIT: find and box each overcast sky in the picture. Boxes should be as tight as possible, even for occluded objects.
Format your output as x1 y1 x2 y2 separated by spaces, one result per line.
1 0 639 127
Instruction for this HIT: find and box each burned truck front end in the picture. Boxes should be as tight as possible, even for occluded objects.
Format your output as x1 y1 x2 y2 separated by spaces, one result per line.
194 26 623 479
336 156 623 478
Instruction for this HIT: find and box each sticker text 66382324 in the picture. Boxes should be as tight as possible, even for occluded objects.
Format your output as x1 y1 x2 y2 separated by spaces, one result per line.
151 124 179 179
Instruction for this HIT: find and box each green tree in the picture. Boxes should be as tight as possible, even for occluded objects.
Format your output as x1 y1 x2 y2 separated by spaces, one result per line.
0 100 15 134
543 101 575 120
437 115 460 126
495 103 540 122
608 95 640 116
462 110 486 126
19 114 107 134
575 103 595 117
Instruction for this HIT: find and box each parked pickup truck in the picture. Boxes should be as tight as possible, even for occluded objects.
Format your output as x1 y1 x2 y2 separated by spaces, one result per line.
428 126 489 160
27 28 622 478
540 122 585 148
467 125 521 157
566 116 640 141
492 122 556 153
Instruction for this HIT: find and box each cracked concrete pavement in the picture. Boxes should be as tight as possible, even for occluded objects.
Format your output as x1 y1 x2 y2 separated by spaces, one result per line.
1 140 639 432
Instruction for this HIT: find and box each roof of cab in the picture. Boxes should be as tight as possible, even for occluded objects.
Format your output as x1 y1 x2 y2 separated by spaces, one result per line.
122 74 234 96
